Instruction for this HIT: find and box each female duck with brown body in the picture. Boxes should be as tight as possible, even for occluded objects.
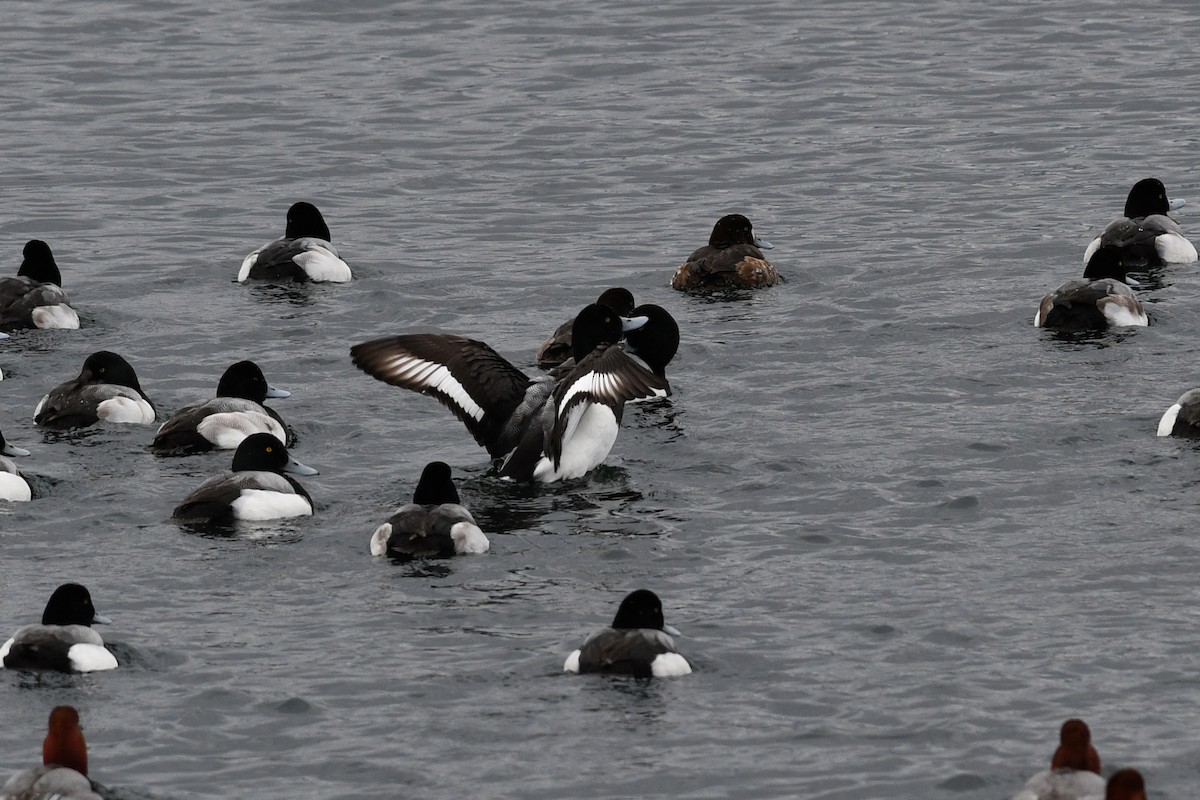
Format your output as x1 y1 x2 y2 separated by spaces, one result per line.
1010 719 1104 800
1 583 117 673
1083 178 1196 267
238 201 351 283
0 239 80 330
671 214 777 290
369 461 489 559
34 351 155 429
351 302 670 482
152 360 292 454
1 706 102 800
1034 248 1147 330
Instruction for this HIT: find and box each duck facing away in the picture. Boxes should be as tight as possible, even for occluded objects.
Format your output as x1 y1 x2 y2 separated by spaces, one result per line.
1 706 102 800
369 461 489 559
350 302 670 482
0 427 32 502
1 583 117 673
1157 387 1200 437
671 214 777 290
173 432 317 524
238 201 351 283
536 288 636 369
1010 718 1104 800
564 589 691 678
34 351 156 429
1083 178 1197 266
1104 769 1146 800
152 360 291 454
1034 248 1147 330
0 239 80 331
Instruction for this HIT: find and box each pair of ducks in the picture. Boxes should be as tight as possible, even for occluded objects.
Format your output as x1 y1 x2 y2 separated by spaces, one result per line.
1011 719 1146 800
2 582 688 682
1035 178 1196 331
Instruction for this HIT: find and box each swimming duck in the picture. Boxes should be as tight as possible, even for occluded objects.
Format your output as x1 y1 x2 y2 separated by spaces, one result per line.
34 351 156 429
671 214 777 290
1 583 117 672
547 303 680 396
536 288 636 369
1 706 102 800
1034 247 1147 330
369 461 490 559
0 240 80 331
151 360 291 454
0 427 32 501
172 432 317 523
1157 387 1200 437
563 589 691 678
350 302 670 482
238 201 352 283
1083 178 1197 267
1104 769 1146 800
1010 718 1104 800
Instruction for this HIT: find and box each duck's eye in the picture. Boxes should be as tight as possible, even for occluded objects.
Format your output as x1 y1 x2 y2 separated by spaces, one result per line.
266 446 273 453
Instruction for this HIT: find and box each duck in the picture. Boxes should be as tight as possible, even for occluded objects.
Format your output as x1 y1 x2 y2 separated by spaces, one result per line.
1 706 102 800
1083 178 1197 267
172 432 317 523
671 213 778 290
350 302 670 482
1034 247 1147 330
0 583 117 672
536 288 636 369
34 351 156 429
0 240 81 331
1156 387 1200 437
151 360 292 454
1104 769 1146 800
563 589 691 678
237 201 352 283
546 303 680 395
0 427 32 502
369 461 490 559
1011 718 1105 800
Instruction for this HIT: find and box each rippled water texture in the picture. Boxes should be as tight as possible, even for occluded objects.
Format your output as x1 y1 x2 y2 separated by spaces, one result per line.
3 1 1200 797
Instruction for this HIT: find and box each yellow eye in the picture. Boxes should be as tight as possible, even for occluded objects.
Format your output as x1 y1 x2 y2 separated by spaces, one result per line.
266 446 273 453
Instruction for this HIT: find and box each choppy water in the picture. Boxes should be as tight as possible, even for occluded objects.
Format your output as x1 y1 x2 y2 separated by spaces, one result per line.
3 1 1200 797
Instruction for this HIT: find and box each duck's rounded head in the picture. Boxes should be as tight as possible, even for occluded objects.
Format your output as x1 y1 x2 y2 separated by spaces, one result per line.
43 705 88 776
1105 768 1145 800
1051 718 1101 774
611 589 669 630
1124 178 1173 218
216 360 290 402
624 304 679 375
18 240 62 285
595 288 636 317
284 201 332 241
570 302 632 361
41 583 109 627
412 461 461 505
80 351 144 392
709 214 773 250
230 432 317 476
1083 248 1132 283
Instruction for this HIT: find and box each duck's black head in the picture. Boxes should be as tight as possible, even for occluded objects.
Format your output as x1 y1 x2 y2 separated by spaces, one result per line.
80 351 144 392
1124 178 1171 218
611 589 667 631
18 239 62 285
284 201 332 241
41 583 106 627
412 461 461 505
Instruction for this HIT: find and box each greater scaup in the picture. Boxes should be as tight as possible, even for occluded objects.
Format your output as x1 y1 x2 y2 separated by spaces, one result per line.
369 461 490 559
0 240 80 331
0 583 118 673
172 432 317 523
546 303 680 397
671 214 778 290
1156 387 1200 437
563 589 691 678
1083 178 1197 267
0 427 32 502
1 706 102 800
1034 248 1147 330
536 288 636 369
238 201 352 283
34 351 156 429
1011 719 1104 800
151 360 292 454
350 302 670 482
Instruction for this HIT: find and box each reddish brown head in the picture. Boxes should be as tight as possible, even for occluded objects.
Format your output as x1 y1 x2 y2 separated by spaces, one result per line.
1105 768 1146 800
1050 718 1101 774
42 705 88 776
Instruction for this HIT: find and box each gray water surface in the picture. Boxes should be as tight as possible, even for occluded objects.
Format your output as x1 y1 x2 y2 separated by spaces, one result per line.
3 1 1200 798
